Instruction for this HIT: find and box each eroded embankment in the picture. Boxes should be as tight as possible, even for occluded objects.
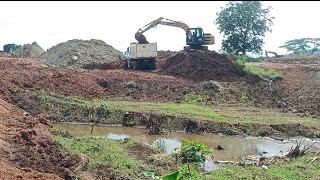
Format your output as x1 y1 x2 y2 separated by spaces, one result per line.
13 91 320 139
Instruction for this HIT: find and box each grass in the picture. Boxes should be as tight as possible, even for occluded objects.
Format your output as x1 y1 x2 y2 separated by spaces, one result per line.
207 155 320 180
54 135 143 178
108 101 320 128
244 64 282 80
35 90 108 109
108 101 230 122
235 55 282 80
24 90 320 129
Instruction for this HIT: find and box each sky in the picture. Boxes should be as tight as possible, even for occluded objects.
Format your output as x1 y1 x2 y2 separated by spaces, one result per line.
0 1 319 56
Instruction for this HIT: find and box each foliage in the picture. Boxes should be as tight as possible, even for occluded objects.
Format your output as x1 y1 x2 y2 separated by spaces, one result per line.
235 55 248 68
279 38 320 54
144 140 213 180
54 136 142 178
214 1 274 55
151 138 167 153
3 43 21 53
183 92 209 105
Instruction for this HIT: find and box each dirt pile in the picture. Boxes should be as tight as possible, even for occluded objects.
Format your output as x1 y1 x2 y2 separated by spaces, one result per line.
0 98 82 179
13 41 45 58
157 50 177 60
40 39 123 70
162 50 245 81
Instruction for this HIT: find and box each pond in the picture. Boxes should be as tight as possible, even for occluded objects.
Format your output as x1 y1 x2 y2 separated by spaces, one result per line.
52 122 320 171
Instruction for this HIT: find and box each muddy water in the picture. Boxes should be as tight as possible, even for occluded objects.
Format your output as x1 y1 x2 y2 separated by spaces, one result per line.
52 123 320 170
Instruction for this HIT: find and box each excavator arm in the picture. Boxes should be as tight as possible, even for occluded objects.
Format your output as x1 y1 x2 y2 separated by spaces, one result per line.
135 17 190 44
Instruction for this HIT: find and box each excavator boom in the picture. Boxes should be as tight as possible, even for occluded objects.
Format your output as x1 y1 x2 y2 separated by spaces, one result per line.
135 17 189 44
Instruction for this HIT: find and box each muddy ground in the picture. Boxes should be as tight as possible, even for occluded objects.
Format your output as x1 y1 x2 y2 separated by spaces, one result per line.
0 51 319 179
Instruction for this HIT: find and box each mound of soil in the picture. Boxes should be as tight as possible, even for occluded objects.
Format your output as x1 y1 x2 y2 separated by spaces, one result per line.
40 39 123 70
162 50 245 81
13 41 45 58
0 99 82 179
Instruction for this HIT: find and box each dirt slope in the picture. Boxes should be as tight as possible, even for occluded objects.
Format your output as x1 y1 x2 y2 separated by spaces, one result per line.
0 98 81 179
249 58 320 116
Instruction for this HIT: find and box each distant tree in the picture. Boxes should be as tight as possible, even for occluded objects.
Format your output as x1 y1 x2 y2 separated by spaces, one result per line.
214 1 274 55
3 43 21 53
279 38 320 54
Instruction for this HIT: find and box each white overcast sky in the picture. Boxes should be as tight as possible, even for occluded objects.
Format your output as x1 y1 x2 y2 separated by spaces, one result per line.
0 1 319 55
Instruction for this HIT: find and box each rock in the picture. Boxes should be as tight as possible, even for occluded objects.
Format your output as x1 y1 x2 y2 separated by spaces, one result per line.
261 165 268 170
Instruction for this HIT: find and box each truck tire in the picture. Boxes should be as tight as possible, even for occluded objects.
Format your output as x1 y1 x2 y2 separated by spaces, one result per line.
133 61 138 70
123 60 129 70
151 59 156 70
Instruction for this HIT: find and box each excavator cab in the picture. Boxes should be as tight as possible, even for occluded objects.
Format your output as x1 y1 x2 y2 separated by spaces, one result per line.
186 28 204 46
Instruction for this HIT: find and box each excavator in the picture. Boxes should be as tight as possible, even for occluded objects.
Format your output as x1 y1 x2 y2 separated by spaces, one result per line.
134 17 215 52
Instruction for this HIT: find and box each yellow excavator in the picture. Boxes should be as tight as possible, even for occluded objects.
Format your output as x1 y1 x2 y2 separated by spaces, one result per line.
135 17 215 52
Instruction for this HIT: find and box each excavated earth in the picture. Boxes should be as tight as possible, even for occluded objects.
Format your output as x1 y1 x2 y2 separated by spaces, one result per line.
0 99 83 179
249 55 320 116
1 50 319 179
162 50 246 81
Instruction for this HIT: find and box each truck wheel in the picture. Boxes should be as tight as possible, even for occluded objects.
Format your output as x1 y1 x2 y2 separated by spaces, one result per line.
133 61 138 70
123 60 129 70
151 60 156 70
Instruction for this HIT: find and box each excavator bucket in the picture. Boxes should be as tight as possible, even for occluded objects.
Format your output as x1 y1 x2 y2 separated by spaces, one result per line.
135 32 149 44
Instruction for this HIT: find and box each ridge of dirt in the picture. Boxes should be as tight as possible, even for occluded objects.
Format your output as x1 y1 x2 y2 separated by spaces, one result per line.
0 98 82 179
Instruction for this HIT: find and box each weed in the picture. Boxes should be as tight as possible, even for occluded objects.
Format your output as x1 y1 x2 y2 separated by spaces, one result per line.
54 135 142 178
151 139 166 153
183 92 209 105
144 140 213 180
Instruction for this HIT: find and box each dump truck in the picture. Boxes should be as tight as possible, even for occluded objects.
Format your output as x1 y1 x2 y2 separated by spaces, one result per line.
124 42 157 70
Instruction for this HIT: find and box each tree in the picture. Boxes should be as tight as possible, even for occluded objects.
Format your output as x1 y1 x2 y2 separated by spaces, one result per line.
279 38 320 54
214 1 274 55
3 43 21 53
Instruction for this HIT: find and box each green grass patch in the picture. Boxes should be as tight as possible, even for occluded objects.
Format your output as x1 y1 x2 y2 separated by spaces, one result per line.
108 101 320 128
108 101 229 122
18 90 111 121
235 55 282 80
54 135 142 178
244 64 282 80
207 156 320 180
22 90 320 129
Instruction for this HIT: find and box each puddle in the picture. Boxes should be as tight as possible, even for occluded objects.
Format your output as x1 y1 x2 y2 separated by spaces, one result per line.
52 123 320 171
